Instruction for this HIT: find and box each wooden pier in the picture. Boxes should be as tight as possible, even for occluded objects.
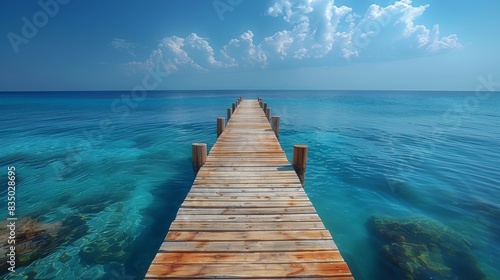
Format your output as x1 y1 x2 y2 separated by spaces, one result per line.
145 99 353 279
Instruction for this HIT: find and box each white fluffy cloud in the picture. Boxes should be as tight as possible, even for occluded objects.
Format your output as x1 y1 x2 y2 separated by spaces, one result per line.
221 31 268 67
264 0 352 58
153 33 225 72
349 0 461 58
132 0 461 74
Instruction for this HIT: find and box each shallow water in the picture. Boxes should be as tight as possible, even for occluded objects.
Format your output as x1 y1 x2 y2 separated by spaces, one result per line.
0 90 499 279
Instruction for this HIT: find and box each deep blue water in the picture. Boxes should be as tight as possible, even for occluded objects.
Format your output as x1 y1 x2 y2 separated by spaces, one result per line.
0 90 499 279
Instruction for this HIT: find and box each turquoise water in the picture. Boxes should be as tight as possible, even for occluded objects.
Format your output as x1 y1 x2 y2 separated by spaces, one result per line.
0 91 499 279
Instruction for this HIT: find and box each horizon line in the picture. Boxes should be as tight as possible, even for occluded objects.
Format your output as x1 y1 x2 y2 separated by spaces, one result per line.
1 89 498 93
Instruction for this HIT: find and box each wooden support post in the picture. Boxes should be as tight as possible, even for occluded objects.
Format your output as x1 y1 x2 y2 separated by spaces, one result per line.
263 102 267 112
259 100 263 108
239 96 243 102
266 108 271 122
236 98 239 106
232 102 236 113
227 108 232 121
217 117 225 138
192 143 207 174
271 116 280 139
293 145 308 186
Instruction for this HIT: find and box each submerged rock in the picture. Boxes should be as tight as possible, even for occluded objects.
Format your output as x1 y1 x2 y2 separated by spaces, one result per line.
0 215 88 275
366 215 486 280
0 217 60 272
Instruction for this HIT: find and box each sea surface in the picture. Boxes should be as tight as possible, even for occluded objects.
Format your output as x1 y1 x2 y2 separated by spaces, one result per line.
0 90 499 279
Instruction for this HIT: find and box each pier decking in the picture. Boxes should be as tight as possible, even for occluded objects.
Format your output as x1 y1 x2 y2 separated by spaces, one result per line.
145 99 353 279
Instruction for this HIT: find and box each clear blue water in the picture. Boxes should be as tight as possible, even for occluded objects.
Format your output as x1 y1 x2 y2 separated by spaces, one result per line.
0 91 499 279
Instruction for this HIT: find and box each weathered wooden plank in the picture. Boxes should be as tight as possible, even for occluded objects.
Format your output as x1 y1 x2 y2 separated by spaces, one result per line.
207 153 288 157
220 131 276 134
209 151 285 154
152 250 343 264
212 143 279 147
186 190 308 195
169 221 326 231
175 214 321 222
197 168 294 173
145 263 352 278
188 188 305 194
184 195 310 202
196 170 297 174
165 230 333 241
218 135 276 137
197 166 295 172
194 175 300 180
186 192 309 198
177 206 318 215
190 183 303 188
180 200 313 208
211 145 283 148
194 179 301 185
201 162 293 167
203 158 290 162
160 240 337 252
147 276 353 280
193 177 301 182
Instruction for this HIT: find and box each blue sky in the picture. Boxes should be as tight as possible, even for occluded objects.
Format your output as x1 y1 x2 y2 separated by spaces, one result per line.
1 0 499 91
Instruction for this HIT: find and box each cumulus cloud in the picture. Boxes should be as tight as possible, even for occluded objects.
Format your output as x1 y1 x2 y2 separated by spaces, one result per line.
264 0 352 59
130 0 461 74
221 31 268 67
349 0 462 58
158 34 227 72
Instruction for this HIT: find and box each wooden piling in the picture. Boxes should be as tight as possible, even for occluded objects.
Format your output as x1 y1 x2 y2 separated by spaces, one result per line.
217 117 225 138
259 100 263 108
227 108 232 121
232 103 236 113
263 102 268 113
271 116 280 139
293 145 308 186
192 143 207 174
266 108 271 122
